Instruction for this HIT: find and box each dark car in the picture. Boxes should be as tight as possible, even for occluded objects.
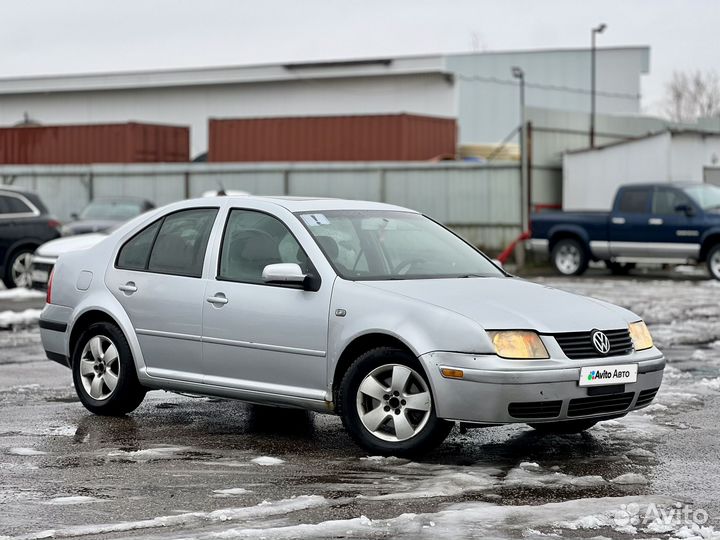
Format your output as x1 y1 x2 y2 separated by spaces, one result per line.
530 183 720 279
62 197 155 236
0 187 61 289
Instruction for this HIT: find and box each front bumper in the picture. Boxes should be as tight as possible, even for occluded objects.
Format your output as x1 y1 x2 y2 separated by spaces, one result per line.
419 348 665 424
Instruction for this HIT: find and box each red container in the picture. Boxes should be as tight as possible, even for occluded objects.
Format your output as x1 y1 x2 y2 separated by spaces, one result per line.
208 114 457 162
0 122 189 164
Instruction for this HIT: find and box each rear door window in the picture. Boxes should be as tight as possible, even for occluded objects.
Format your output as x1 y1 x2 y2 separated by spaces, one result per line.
0 195 33 215
116 208 218 277
617 189 651 214
148 209 218 277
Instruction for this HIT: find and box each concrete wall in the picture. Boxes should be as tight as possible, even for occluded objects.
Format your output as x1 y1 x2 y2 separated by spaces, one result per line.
669 133 720 182
448 47 649 145
562 132 672 211
0 162 522 251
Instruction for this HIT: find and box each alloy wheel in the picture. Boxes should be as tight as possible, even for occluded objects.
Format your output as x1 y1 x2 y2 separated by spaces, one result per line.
79 335 120 401
555 244 581 274
355 364 431 442
11 252 33 288
710 249 720 279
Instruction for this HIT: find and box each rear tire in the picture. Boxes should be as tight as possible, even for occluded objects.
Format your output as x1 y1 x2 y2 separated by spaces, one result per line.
551 238 588 276
338 347 453 457
707 244 720 281
72 322 146 416
529 419 599 434
3 248 35 289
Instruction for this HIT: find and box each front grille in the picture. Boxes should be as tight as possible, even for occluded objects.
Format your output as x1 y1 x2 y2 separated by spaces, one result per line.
567 392 634 417
508 400 562 419
554 329 633 359
635 388 659 408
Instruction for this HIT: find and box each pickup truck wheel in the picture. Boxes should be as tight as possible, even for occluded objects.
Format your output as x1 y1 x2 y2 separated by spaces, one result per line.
708 244 720 280
551 239 588 276
72 322 146 416
338 347 453 457
529 419 599 434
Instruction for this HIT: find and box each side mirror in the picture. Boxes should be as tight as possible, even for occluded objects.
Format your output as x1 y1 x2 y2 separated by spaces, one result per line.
674 203 694 217
262 263 308 288
70 212 79 220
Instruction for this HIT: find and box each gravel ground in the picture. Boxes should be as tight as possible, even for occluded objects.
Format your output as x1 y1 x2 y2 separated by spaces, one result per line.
0 274 718 539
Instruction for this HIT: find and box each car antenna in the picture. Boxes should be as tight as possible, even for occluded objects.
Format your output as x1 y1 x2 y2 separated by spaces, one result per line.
217 180 227 197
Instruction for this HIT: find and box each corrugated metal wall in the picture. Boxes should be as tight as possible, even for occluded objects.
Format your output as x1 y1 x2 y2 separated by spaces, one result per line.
208 114 456 162
0 162 521 250
0 123 189 164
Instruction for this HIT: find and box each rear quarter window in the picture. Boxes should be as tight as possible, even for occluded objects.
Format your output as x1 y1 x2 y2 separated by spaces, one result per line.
617 189 651 214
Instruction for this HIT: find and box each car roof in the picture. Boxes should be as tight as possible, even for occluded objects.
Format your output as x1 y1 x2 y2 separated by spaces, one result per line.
202 195 417 213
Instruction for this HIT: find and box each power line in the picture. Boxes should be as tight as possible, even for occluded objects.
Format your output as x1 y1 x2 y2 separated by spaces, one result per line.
455 73 640 100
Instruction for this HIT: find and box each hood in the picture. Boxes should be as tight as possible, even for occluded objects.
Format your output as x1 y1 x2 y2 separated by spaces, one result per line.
36 233 107 258
62 220 119 235
362 277 637 333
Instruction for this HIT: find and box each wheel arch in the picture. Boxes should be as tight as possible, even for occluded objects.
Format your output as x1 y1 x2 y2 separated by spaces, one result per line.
547 226 590 252
699 230 720 262
331 332 418 402
3 240 41 273
68 309 124 365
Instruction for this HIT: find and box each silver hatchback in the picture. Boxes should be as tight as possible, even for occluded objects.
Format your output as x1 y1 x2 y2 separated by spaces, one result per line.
39 196 665 455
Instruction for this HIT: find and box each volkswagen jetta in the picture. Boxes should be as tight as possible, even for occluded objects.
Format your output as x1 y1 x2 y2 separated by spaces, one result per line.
39 196 665 455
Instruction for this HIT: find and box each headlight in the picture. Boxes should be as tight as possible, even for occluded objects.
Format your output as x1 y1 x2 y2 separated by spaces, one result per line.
629 321 653 351
488 330 549 359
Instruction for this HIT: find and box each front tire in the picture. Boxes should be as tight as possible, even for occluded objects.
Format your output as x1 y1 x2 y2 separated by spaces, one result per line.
707 244 720 281
529 419 599 434
72 322 146 416
338 347 453 457
551 238 588 276
3 248 34 289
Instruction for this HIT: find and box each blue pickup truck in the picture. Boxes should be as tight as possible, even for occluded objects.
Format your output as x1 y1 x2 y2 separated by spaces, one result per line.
530 183 720 280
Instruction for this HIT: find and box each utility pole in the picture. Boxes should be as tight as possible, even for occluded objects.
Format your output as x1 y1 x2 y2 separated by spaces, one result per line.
590 23 607 148
512 66 527 232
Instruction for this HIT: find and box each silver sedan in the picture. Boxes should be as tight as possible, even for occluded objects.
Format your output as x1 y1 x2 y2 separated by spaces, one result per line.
39 196 665 455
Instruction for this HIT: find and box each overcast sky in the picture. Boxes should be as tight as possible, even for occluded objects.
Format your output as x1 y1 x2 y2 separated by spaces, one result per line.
1 0 717 114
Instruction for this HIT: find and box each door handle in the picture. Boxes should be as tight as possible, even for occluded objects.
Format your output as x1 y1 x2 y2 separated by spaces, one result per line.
611 217 626 225
119 282 138 294
648 218 664 225
206 294 228 306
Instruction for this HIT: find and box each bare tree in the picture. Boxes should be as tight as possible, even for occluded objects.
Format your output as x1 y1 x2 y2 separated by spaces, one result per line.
664 70 720 122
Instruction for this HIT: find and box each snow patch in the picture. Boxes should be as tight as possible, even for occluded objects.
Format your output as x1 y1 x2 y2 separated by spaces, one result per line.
611 473 649 485
106 446 190 462
250 456 285 466
0 309 42 329
0 288 45 300
213 488 252 497
20 495 328 539
7 447 46 456
44 496 102 505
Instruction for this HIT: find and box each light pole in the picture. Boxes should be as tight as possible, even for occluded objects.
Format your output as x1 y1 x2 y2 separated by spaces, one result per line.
590 23 606 148
512 66 528 233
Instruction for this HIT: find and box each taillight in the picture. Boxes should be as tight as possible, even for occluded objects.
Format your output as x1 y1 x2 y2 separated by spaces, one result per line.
46 269 54 304
48 219 61 230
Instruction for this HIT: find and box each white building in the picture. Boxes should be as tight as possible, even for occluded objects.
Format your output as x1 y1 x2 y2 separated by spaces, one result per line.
0 47 649 159
563 130 720 211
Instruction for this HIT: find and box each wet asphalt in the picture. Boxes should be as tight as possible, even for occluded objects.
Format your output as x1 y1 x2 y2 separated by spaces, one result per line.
0 273 719 539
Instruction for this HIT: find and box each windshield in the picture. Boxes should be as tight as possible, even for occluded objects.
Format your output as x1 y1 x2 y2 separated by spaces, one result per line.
297 210 504 280
683 185 720 210
80 200 144 221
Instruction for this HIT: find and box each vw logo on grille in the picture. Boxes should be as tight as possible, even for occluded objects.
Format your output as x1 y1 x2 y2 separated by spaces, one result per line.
591 330 611 354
